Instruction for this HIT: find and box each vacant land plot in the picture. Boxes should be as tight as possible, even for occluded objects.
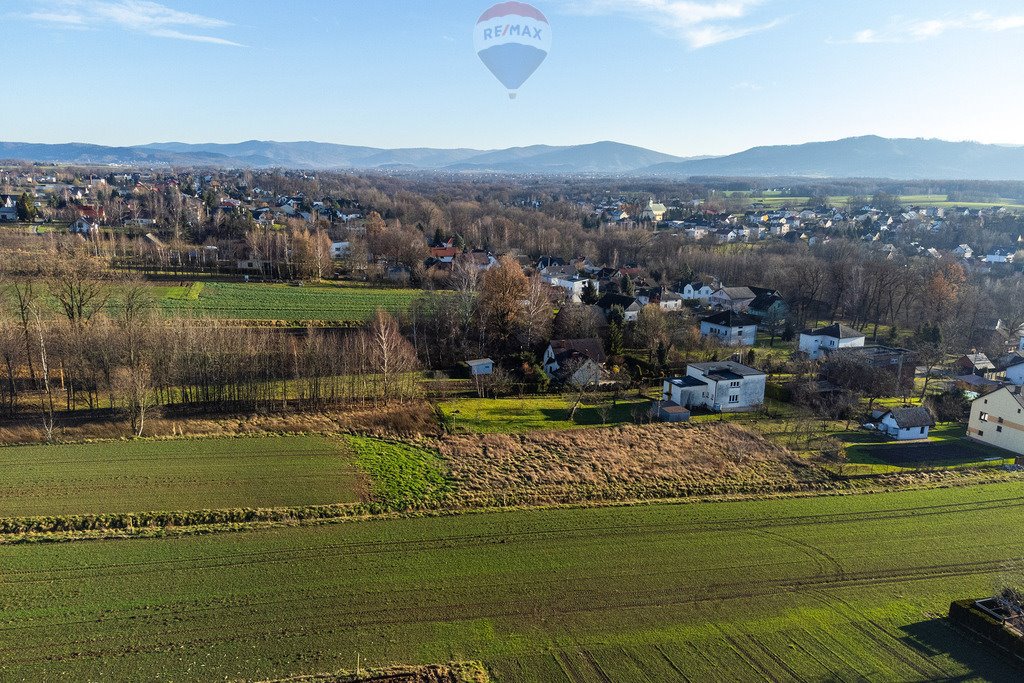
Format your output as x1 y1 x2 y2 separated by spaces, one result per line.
438 396 654 433
157 281 423 322
435 422 827 506
0 483 1019 681
0 436 366 517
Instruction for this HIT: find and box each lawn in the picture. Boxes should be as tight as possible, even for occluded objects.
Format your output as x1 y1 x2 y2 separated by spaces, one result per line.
0 436 366 517
0 483 1019 681
438 395 654 433
839 423 1015 475
155 280 423 322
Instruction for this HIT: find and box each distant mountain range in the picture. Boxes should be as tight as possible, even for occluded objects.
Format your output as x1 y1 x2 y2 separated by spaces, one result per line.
2 135 1024 180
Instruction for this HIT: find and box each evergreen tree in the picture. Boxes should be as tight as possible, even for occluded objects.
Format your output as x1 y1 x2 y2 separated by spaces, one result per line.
607 322 624 356
581 280 598 305
656 339 669 368
620 274 635 296
16 193 35 222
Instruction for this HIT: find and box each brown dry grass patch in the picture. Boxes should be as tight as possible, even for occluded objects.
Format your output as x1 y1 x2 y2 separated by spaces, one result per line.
0 401 439 445
434 422 829 506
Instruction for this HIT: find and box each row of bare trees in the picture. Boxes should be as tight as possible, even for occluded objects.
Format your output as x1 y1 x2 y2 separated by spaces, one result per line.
0 264 419 436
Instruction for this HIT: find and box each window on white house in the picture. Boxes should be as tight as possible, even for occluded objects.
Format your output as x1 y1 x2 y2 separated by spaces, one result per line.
999 416 1004 424
730 381 740 388
979 430 985 437
980 412 989 422
919 427 925 434
728 394 739 403
997 426 1003 433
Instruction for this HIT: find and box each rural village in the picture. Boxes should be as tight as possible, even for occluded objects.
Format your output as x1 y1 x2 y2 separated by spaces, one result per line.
3 163 1024 682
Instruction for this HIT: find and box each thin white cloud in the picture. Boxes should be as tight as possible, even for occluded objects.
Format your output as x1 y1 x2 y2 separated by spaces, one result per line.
24 0 242 46
847 11 1024 44
560 0 781 49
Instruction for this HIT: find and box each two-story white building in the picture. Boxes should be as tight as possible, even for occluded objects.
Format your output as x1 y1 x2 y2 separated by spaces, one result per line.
967 385 1024 455
681 282 715 302
798 323 866 360
699 311 758 346
662 361 766 412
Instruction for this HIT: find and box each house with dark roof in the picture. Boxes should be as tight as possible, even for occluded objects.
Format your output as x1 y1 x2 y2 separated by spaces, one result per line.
798 323 866 360
662 361 766 412
746 288 788 320
636 287 683 312
700 311 758 346
595 293 643 322
542 339 607 385
955 352 996 378
878 406 935 441
681 281 715 302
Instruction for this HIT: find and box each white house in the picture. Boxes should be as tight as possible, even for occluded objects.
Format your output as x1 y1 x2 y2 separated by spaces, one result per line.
549 274 598 304
985 247 1015 264
682 282 715 302
968 386 1024 454
709 286 756 312
878 406 935 441
331 241 350 258
953 244 974 259
70 218 98 235
596 293 643 322
636 287 683 311
1004 356 1024 385
799 323 866 360
662 361 766 412
543 339 607 385
0 196 18 221
466 358 494 376
699 311 758 346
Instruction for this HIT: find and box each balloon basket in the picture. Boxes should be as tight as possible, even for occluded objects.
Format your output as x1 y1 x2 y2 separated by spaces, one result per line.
508 92 517 100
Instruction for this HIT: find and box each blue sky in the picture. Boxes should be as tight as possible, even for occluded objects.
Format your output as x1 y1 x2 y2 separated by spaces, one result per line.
6 0 1024 156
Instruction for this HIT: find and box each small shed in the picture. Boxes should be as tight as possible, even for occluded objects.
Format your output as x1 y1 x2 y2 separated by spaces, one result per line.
466 358 494 376
652 400 691 423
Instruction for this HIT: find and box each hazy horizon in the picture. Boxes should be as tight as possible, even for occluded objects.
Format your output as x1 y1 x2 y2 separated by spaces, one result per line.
8 0 1024 155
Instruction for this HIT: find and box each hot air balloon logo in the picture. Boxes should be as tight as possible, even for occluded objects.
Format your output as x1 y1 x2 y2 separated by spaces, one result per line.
474 2 551 99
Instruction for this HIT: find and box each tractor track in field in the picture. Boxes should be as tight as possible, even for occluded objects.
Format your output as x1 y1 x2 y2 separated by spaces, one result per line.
3 493 1019 582
2 554 1020 665
801 589 941 681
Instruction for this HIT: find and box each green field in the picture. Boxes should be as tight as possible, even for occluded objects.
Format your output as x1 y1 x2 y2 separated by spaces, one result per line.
1 483 1020 681
0 436 365 517
156 281 423 322
346 435 451 509
439 396 654 433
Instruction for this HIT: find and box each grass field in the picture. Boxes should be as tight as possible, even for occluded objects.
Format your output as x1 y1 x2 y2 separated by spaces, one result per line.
438 396 654 433
0 436 366 517
839 424 1015 475
346 436 451 509
1 483 1020 681
156 281 423 322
